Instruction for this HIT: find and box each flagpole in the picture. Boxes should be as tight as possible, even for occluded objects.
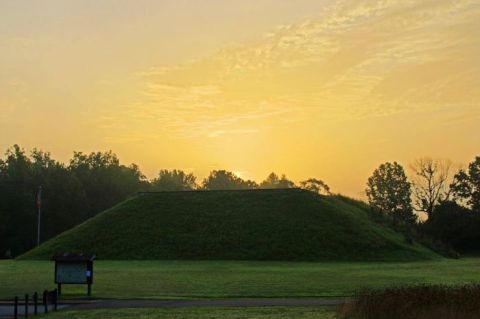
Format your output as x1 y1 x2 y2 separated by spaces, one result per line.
36 186 42 247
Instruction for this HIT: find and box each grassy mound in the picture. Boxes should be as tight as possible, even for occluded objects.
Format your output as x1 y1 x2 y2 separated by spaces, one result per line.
20 189 437 260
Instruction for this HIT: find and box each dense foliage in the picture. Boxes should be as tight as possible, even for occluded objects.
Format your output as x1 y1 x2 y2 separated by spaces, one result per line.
0 145 148 257
202 170 258 190
259 173 295 189
366 162 417 225
451 156 480 212
151 169 197 191
421 201 480 253
366 158 480 254
419 157 480 253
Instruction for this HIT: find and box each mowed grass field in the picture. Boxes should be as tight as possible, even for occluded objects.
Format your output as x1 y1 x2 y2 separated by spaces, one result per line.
38 307 336 319
1 259 480 299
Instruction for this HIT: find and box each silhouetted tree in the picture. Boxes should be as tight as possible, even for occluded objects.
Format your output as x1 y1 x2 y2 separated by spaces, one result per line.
151 169 197 191
30 148 88 239
259 172 295 189
69 151 148 218
0 145 36 255
300 178 331 195
0 145 147 257
421 201 480 252
202 170 257 190
366 162 416 224
451 156 480 212
410 158 453 217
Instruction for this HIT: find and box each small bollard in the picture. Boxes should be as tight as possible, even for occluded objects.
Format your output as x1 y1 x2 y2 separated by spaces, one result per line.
42 290 48 314
14 296 18 319
24 293 29 318
33 292 38 315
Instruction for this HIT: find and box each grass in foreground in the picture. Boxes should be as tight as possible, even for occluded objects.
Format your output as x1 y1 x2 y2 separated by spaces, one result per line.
39 307 337 319
20 189 436 261
1 259 480 299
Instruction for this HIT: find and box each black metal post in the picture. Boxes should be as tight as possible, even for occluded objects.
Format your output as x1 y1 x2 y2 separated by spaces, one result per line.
24 293 29 318
88 283 92 296
14 296 18 319
33 292 38 315
42 290 48 314
57 283 61 296
53 289 58 311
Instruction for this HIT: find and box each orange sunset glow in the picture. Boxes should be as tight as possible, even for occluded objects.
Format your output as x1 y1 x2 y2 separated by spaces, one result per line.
1 0 479 197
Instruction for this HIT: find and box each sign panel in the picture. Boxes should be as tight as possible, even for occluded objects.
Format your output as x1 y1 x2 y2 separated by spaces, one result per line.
56 262 88 284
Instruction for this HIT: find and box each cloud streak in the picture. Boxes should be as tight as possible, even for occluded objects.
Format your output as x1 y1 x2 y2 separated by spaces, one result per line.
101 0 480 140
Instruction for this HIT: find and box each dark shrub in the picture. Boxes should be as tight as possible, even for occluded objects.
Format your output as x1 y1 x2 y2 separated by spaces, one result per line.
339 285 480 319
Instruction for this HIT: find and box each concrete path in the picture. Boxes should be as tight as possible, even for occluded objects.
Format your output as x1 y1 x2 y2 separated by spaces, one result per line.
71 298 345 310
0 304 69 317
0 298 345 316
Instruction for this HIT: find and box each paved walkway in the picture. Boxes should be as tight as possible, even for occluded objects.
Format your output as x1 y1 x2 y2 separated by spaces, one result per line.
0 304 69 317
0 298 345 316
71 298 345 310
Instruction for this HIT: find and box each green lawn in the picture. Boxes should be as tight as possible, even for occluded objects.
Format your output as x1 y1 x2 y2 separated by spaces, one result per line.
39 307 337 319
1 259 480 299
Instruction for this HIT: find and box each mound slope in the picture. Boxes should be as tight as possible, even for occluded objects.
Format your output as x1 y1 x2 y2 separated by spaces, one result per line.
20 189 437 260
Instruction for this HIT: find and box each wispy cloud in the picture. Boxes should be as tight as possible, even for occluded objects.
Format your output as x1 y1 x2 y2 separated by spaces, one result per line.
100 0 480 141
208 129 259 138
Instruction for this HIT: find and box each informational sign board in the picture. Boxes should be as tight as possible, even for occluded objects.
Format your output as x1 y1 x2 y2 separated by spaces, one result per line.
52 253 95 296
56 262 88 284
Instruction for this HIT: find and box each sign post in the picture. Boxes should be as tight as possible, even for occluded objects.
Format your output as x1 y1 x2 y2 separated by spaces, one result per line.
36 186 42 247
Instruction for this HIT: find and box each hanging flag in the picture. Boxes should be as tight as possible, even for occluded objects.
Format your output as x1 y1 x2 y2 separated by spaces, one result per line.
35 186 42 209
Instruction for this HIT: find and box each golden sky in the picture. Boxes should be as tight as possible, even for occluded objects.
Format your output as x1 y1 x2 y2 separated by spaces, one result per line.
1 0 479 197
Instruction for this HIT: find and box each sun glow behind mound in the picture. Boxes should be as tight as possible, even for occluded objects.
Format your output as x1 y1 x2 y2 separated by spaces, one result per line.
1 0 479 197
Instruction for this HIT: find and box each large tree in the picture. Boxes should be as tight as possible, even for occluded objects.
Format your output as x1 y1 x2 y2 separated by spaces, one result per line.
451 156 480 212
259 172 295 189
366 162 416 224
151 169 197 191
202 170 257 190
409 157 453 217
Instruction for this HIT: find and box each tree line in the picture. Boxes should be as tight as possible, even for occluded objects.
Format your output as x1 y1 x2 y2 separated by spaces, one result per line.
0 145 330 257
1 144 478 258
365 158 480 254
151 169 330 194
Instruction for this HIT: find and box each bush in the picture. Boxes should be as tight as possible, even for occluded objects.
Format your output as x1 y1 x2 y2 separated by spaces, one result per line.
421 201 480 253
339 285 480 319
